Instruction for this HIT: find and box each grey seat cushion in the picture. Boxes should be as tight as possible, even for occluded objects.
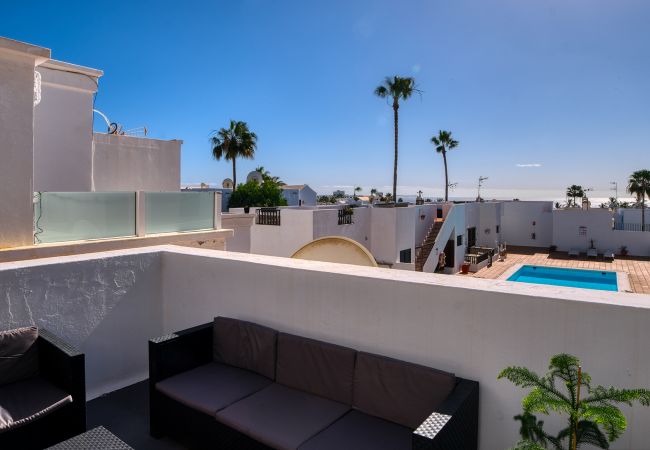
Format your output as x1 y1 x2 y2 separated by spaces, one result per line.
0 376 72 432
213 317 278 380
0 327 39 386
276 332 356 404
216 383 350 450
298 410 412 450
156 362 272 415
353 352 456 429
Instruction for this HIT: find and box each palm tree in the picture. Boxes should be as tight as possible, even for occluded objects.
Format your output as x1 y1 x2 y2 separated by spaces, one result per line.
210 120 257 190
566 185 584 207
431 130 459 202
354 186 362 200
370 188 378 204
254 166 284 186
374 76 418 201
628 169 650 231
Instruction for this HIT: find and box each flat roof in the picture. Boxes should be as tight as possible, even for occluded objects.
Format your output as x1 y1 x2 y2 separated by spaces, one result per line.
40 59 103 78
0 36 50 61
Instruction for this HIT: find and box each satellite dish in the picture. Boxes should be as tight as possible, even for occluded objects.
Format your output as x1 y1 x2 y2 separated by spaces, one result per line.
222 178 234 189
246 171 264 184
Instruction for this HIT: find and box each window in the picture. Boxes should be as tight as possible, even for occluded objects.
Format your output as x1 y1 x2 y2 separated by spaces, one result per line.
436 208 443 219
496 225 500 233
578 226 587 236
399 248 412 263
456 235 463 247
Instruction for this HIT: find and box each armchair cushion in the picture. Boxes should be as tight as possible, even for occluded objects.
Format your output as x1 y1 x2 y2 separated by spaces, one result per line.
0 327 39 386
213 317 277 380
156 362 272 415
298 410 412 450
353 352 456 429
0 376 72 432
276 333 356 404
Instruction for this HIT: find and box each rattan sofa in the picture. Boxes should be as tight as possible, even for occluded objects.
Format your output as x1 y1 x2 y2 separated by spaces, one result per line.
0 327 86 449
149 317 478 450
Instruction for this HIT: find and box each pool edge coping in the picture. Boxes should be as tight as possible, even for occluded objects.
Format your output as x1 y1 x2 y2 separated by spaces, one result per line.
498 263 633 293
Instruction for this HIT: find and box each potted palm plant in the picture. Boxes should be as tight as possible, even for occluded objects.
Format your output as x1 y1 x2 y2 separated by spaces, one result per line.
499 354 650 450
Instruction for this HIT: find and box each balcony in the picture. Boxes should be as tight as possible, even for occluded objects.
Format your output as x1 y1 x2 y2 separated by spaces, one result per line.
1 246 649 449
256 208 281 226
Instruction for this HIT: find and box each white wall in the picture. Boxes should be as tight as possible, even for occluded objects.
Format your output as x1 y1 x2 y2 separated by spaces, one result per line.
0 38 49 248
92 133 181 192
553 209 650 256
424 204 466 273
312 207 371 251
160 247 650 450
477 202 502 248
369 207 397 265
0 249 163 399
33 61 100 192
414 204 437 247
501 201 553 247
395 207 416 263
250 208 314 257
222 214 253 253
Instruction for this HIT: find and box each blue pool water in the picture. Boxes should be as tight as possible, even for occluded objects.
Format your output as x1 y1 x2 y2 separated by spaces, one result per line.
507 265 618 291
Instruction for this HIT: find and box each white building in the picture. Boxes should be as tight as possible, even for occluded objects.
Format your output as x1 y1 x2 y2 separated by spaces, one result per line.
281 184 317 206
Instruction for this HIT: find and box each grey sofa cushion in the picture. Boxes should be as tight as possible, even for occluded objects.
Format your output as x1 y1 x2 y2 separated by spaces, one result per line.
156 362 272 415
0 376 72 432
353 352 456 429
213 317 277 380
216 383 349 450
298 410 412 450
0 327 39 386
276 333 356 404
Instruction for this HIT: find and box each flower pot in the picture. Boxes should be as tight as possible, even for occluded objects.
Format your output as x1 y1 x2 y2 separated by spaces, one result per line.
461 263 470 274
244 206 250 214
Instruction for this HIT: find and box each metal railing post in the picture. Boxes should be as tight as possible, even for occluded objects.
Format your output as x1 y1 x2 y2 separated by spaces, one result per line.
214 192 222 229
136 191 146 237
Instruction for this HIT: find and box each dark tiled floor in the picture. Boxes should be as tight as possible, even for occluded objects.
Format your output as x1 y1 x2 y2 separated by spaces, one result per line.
87 381 184 450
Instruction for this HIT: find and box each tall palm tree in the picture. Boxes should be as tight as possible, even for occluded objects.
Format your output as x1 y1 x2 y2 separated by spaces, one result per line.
370 188 378 203
566 185 584 207
374 76 418 201
210 120 257 190
354 186 362 200
628 169 650 231
431 130 459 202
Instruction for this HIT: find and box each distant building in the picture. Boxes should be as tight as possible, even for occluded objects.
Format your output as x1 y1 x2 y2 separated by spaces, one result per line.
281 185 317 206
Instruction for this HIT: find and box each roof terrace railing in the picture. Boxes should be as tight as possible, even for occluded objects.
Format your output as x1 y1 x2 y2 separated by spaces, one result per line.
256 208 281 226
33 191 221 244
614 222 650 232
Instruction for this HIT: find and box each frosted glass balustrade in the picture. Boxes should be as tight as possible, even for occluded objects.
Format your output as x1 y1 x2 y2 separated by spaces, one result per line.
144 192 214 234
34 192 136 243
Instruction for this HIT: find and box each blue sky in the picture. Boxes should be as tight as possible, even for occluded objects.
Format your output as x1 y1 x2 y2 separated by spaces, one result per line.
5 0 649 200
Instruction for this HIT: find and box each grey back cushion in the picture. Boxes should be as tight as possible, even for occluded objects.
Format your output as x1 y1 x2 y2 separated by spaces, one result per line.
276 332 356 405
0 327 39 386
353 352 456 429
213 317 277 380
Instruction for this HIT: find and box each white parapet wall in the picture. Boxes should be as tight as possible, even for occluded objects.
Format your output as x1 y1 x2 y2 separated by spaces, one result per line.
1 246 649 449
92 133 181 191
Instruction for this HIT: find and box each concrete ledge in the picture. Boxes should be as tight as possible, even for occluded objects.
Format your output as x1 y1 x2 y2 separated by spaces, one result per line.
0 229 233 263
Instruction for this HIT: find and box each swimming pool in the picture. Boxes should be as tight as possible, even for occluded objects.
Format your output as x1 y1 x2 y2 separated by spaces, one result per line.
507 265 618 291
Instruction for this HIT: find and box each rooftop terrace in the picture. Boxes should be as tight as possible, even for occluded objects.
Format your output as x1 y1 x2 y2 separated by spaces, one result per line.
2 245 650 449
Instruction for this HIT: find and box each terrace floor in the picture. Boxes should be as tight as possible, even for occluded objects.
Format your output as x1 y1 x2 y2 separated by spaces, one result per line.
87 381 180 449
467 246 650 294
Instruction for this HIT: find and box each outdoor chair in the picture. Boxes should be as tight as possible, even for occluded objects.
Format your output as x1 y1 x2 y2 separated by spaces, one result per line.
0 326 86 449
603 249 615 261
150 317 479 449
587 248 597 258
568 248 580 257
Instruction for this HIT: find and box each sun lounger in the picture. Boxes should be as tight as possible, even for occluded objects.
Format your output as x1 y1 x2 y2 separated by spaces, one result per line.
587 248 597 258
603 249 615 261
568 248 580 257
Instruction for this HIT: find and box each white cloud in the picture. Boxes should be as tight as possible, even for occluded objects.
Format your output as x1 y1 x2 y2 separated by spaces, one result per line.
516 163 542 168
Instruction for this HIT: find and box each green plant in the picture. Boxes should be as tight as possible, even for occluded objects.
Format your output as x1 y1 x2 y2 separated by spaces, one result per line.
255 166 284 186
431 130 459 202
210 120 257 190
565 185 584 207
374 76 419 201
228 180 287 208
499 354 650 450
627 169 650 231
